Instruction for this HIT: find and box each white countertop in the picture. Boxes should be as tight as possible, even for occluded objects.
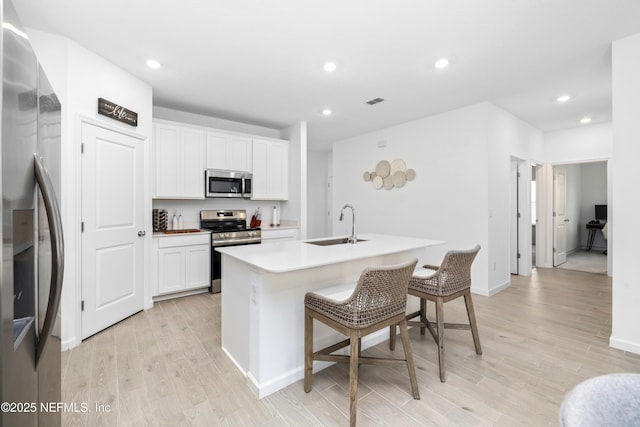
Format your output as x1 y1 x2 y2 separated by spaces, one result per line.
216 233 444 273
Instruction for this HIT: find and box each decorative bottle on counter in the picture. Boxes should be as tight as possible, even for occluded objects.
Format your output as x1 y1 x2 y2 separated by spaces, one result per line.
172 212 178 230
178 212 184 230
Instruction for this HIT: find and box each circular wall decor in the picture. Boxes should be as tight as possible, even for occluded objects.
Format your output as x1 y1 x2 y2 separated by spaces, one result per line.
364 159 415 190
383 175 394 190
372 175 383 189
390 159 406 174
392 170 406 188
375 160 390 178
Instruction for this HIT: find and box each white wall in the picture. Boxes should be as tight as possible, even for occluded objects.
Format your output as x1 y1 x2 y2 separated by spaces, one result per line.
281 122 307 239
331 102 542 295
27 29 153 349
153 106 281 139
332 103 491 293
611 32 640 354
307 151 329 238
487 104 544 284
543 123 613 163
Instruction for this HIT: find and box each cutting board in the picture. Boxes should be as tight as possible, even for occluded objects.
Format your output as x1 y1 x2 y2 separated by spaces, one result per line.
163 229 202 234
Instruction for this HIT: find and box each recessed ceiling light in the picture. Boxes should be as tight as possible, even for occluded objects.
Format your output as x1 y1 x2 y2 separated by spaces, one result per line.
322 108 332 116
556 94 571 103
580 117 592 124
146 59 162 69
434 58 449 69
323 62 337 72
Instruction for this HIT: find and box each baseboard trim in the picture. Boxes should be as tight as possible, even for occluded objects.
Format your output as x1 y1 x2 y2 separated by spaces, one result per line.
152 287 209 302
609 336 640 356
472 280 510 297
61 336 81 352
221 346 248 377
245 328 391 399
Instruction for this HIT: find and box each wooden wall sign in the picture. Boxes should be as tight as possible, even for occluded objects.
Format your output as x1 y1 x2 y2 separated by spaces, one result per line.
97 98 138 127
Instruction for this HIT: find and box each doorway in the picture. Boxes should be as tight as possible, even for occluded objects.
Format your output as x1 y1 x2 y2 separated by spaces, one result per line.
550 161 609 275
81 121 146 339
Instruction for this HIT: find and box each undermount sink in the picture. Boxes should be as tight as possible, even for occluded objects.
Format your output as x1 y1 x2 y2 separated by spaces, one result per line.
305 237 367 246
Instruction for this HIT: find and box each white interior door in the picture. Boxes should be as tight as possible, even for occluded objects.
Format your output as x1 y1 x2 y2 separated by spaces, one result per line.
81 122 145 339
554 166 567 266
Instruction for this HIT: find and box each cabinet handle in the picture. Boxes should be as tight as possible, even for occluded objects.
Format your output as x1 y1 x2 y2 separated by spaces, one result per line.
138 230 146 237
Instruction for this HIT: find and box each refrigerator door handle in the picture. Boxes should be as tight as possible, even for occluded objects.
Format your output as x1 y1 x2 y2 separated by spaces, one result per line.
34 154 64 368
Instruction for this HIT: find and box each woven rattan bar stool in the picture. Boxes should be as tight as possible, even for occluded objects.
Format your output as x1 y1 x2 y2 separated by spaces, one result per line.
390 245 482 382
304 259 419 427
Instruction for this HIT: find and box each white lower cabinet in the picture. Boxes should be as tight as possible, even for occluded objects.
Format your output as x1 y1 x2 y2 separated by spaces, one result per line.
261 228 299 243
154 233 211 296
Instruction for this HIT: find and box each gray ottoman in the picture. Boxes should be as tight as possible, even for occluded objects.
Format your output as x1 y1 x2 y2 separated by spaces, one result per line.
559 373 640 426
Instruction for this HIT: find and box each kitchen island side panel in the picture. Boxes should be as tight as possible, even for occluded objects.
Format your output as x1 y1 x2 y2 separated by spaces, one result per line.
220 254 253 374
223 250 426 398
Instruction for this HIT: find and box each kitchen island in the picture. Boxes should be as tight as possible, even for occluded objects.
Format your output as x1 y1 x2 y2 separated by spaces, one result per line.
216 233 444 398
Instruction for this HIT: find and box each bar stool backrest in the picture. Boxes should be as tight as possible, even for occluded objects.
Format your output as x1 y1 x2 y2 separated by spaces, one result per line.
306 258 417 329
434 245 481 295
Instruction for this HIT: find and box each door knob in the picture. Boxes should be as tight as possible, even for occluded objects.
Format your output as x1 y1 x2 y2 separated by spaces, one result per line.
138 230 146 237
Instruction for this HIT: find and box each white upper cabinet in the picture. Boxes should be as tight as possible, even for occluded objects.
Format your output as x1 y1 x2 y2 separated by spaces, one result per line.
252 138 288 200
154 121 205 199
153 119 289 200
206 131 252 172
181 128 206 197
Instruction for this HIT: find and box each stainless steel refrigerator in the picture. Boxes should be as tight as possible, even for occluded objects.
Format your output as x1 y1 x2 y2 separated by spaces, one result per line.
1 0 64 426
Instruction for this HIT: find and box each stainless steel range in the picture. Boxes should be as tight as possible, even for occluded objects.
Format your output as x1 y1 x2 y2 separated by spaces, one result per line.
200 210 261 292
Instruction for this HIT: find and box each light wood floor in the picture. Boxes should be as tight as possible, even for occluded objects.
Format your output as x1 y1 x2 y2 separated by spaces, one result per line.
62 268 640 426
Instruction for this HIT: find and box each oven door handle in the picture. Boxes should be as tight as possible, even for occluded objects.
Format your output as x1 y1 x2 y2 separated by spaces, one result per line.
212 238 261 247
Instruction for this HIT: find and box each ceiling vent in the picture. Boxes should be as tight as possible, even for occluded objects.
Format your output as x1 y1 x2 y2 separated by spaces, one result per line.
366 97 385 105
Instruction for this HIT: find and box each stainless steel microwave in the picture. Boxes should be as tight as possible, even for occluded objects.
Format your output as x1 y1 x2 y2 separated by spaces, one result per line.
205 169 252 198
